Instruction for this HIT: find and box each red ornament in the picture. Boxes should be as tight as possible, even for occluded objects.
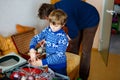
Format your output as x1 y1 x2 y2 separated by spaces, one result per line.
26 75 35 80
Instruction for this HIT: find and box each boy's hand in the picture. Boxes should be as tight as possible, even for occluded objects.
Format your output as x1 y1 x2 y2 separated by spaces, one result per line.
28 48 37 62
30 59 43 67
29 48 36 53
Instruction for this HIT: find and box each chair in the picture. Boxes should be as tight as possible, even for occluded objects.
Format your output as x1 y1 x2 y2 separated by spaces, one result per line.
66 52 80 80
11 28 35 60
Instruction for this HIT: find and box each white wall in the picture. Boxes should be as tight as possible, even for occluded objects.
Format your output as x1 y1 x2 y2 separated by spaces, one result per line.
0 0 50 37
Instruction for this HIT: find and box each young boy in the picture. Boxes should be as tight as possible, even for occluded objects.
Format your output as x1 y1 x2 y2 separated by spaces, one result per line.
29 9 69 75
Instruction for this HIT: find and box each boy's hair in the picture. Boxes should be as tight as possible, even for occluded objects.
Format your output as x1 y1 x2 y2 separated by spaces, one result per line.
38 3 55 19
48 9 67 26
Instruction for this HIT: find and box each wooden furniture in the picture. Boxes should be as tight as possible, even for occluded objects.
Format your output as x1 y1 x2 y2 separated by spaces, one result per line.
11 28 35 60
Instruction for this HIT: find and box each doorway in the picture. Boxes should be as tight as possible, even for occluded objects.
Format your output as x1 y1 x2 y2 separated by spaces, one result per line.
98 0 114 65
99 0 120 65
109 3 120 54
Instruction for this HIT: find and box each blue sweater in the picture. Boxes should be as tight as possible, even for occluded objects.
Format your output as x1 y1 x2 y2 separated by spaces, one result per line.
30 26 68 75
54 0 100 39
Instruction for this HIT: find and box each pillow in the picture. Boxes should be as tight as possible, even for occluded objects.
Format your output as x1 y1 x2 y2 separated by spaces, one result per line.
16 24 35 33
0 35 9 51
6 36 17 51
0 35 17 55
51 0 60 4
0 50 2 56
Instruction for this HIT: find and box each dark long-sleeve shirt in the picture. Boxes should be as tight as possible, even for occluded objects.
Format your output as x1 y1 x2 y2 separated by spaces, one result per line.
55 0 100 39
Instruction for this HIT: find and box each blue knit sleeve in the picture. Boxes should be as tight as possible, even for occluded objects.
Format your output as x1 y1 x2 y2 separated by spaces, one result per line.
42 33 69 65
29 28 47 49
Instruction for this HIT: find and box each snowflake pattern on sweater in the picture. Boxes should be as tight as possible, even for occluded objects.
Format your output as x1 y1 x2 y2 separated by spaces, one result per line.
30 26 69 65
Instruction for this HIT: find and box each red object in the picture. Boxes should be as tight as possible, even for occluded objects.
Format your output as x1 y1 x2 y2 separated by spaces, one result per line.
27 75 35 80
115 0 120 4
10 72 25 80
111 29 117 35
10 67 43 80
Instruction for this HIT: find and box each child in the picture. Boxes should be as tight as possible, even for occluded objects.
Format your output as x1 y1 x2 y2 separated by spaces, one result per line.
29 9 69 75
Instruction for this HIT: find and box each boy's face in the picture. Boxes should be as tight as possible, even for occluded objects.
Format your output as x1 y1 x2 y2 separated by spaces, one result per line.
50 23 62 32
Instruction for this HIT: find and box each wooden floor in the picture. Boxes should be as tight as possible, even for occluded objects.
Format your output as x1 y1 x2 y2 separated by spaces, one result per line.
88 50 120 80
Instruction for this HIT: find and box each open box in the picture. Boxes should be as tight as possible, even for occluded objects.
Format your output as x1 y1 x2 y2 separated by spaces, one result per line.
0 53 70 80
0 52 27 73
